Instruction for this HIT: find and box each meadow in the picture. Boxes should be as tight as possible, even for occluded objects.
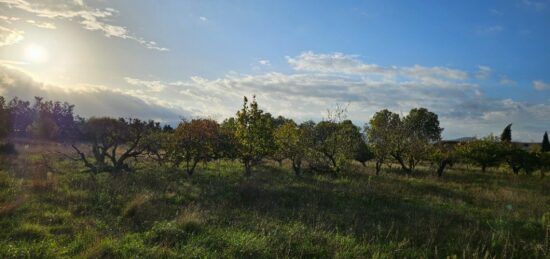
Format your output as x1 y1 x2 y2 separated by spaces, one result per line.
0 142 548 259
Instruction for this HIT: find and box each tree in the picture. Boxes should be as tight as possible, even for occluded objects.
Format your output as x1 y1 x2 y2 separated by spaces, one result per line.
72 117 154 174
274 121 308 176
457 135 504 172
430 143 456 177
542 132 550 152
502 143 526 175
539 152 550 178
0 96 12 142
270 115 294 129
401 108 443 174
270 117 293 167
366 109 401 175
355 138 374 167
234 96 275 177
522 151 541 176
7 97 32 137
16 97 77 141
500 123 512 142
172 119 224 176
307 119 362 174
141 130 173 166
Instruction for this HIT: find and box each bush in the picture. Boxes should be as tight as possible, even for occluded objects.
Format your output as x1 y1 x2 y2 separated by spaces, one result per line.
0 143 16 155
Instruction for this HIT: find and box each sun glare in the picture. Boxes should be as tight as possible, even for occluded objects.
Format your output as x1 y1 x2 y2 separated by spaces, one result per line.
24 44 49 63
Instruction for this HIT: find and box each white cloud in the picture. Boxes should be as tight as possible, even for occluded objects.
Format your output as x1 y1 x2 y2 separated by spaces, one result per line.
0 0 168 51
499 75 516 86
199 16 208 21
26 19 56 29
286 51 468 81
475 65 492 80
258 59 271 66
522 0 545 11
533 80 550 91
124 77 166 92
0 15 20 23
0 25 24 47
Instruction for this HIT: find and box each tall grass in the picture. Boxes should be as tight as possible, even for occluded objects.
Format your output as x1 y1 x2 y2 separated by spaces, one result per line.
0 143 548 258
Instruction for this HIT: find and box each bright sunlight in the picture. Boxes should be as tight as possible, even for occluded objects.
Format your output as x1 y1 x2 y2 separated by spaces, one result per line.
24 43 49 63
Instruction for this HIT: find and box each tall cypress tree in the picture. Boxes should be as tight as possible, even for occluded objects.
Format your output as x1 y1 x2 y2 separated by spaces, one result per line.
542 132 550 152
500 123 512 142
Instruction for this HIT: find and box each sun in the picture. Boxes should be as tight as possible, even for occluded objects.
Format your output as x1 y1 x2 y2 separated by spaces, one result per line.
24 44 49 63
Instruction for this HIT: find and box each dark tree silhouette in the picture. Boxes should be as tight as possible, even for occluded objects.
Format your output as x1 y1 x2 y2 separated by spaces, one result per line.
500 123 512 142
542 132 550 152
0 97 12 141
72 117 155 173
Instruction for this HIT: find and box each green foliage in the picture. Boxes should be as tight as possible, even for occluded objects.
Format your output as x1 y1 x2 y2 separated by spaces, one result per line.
502 143 540 175
354 138 374 167
274 121 305 175
307 120 362 173
367 108 442 174
173 119 228 176
234 96 275 176
457 135 505 172
366 109 401 175
401 107 443 173
430 143 457 177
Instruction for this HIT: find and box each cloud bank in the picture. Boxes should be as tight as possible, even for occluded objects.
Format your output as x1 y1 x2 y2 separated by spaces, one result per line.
1 51 548 141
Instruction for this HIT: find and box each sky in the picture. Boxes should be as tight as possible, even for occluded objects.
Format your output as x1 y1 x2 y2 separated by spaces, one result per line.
0 0 549 141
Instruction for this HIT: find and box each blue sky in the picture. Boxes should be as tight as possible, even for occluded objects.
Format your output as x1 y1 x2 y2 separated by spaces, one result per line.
0 0 549 141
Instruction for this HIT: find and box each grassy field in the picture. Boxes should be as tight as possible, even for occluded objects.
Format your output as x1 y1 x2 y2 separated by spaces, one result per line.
0 142 549 258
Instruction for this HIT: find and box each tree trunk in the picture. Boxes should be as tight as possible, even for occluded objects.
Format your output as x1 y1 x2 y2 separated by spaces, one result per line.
375 160 382 176
408 158 415 175
393 154 410 174
292 160 301 177
437 160 447 177
481 164 487 172
244 160 252 177
186 160 199 176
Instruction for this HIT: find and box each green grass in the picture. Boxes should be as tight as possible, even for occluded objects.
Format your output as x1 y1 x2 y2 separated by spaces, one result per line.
0 144 548 258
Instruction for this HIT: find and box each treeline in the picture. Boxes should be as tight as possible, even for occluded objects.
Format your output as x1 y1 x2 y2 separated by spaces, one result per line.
1 95 549 177
0 96 77 141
